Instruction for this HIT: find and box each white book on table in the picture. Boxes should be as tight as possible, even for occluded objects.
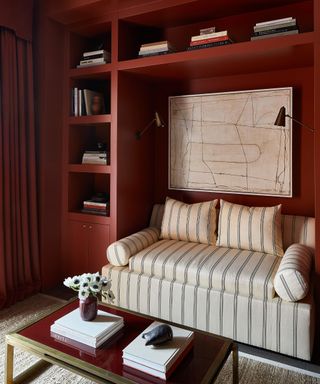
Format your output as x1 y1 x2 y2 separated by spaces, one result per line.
51 320 123 348
50 308 123 347
122 321 194 376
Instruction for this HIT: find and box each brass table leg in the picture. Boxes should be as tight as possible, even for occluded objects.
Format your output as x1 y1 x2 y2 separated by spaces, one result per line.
232 343 239 384
5 342 14 384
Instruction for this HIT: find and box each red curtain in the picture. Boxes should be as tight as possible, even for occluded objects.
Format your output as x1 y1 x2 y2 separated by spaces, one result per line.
0 27 41 308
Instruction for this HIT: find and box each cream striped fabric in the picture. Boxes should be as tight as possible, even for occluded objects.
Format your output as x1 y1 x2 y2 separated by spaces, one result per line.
102 264 314 360
107 227 160 266
282 215 315 250
128 239 280 300
160 198 218 245
274 244 313 302
217 200 284 257
149 204 315 251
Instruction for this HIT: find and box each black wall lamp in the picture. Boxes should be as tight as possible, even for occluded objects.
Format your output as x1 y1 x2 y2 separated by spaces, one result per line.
274 106 314 133
135 112 165 140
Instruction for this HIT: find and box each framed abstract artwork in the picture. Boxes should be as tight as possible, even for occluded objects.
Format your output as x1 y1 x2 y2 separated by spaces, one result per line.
169 87 292 197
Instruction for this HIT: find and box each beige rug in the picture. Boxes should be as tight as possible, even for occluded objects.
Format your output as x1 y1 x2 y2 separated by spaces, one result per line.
0 294 319 383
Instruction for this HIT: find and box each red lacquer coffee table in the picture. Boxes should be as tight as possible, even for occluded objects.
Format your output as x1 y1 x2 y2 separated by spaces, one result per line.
5 300 238 384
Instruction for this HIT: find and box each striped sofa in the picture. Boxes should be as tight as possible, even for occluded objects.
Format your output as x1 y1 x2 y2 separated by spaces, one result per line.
102 204 315 360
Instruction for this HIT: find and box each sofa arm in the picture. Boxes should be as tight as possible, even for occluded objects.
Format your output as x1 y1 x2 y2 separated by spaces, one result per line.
274 243 313 302
107 227 160 266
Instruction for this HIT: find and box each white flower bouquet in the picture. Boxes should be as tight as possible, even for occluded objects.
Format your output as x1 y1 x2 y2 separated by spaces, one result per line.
63 272 115 303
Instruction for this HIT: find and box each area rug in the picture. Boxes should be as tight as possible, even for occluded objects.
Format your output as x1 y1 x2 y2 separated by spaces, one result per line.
0 294 319 383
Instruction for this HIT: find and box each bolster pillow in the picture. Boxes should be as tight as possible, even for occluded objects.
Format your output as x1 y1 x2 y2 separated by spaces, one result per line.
107 227 160 266
274 243 313 302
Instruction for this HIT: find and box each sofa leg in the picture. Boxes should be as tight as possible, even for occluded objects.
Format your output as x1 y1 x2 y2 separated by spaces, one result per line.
232 343 239 384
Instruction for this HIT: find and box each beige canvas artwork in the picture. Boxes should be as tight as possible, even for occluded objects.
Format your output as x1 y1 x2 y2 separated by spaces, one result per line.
169 87 292 196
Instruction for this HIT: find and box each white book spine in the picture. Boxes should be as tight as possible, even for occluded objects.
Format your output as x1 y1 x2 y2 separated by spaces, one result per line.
51 324 97 347
74 87 78 116
255 16 293 27
123 358 166 379
191 30 228 41
80 57 106 65
253 19 296 32
83 49 105 57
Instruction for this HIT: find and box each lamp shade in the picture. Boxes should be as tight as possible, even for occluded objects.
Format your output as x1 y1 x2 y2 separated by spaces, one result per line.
274 106 286 126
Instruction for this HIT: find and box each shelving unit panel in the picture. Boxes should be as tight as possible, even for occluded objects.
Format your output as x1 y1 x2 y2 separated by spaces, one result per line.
69 123 110 165
69 114 111 125
68 164 111 173
68 212 111 225
68 172 110 216
118 0 313 61
69 23 112 69
118 33 314 80
69 64 112 80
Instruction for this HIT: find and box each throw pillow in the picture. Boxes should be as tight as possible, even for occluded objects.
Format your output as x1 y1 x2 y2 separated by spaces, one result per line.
216 199 284 257
274 243 313 302
160 197 218 245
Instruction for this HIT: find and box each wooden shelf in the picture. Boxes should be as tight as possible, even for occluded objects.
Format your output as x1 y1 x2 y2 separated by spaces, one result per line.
69 114 111 125
69 64 112 79
68 164 111 173
118 32 314 79
68 211 111 225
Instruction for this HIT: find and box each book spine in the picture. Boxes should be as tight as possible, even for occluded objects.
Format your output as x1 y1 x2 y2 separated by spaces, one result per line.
83 49 106 57
255 16 293 27
80 58 106 65
253 25 298 36
251 29 299 40
200 26 216 35
74 87 78 117
253 19 296 32
83 201 107 207
138 50 172 57
139 45 169 53
50 324 97 347
190 35 230 46
51 332 97 355
140 40 168 48
123 359 166 379
191 30 228 41
187 40 231 50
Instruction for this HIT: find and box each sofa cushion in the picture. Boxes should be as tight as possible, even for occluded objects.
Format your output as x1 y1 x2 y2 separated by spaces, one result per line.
107 227 160 266
217 200 284 257
274 244 313 302
160 197 218 245
129 239 280 300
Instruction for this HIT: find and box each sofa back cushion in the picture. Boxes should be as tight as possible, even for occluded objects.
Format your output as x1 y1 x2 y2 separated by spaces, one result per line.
216 200 283 257
149 203 315 251
160 197 218 245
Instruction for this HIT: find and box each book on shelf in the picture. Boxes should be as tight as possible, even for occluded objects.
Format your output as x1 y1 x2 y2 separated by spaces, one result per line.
200 26 216 35
255 16 294 27
189 35 232 46
138 40 175 57
77 49 110 68
81 207 109 216
253 19 296 32
50 308 124 348
71 88 106 116
253 25 299 36
82 151 109 165
122 321 194 380
187 40 232 50
250 29 299 40
191 30 228 42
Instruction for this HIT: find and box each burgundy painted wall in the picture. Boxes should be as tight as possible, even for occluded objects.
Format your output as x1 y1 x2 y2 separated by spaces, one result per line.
154 67 314 217
0 0 33 41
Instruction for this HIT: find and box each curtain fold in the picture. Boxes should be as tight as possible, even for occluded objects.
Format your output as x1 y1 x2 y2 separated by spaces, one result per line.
0 27 41 308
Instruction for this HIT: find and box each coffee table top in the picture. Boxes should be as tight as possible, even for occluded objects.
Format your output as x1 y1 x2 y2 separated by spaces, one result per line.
9 300 234 384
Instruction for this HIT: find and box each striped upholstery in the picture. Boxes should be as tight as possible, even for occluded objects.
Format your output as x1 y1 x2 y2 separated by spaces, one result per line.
129 239 280 300
274 244 313 302
160 198 218 245
103 264 314 360
149 204 315 252
107 227 160 266
217 200 284 257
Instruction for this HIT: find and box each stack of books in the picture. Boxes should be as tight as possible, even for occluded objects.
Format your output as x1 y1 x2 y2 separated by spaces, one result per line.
82 150 109 165
122 321 194 380
82 193 110 216
77 49 110 68
71 88 105 116
251 17 299 40
188 27 233 50
50 308 124 349
138 40 175 57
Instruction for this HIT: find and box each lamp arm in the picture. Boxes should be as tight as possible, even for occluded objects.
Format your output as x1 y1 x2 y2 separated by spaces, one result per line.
135 118 155 139
286 114 314 133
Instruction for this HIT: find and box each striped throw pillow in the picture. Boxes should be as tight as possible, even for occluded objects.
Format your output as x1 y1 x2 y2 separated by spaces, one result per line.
160 198 218 245
216 200 284 257
274 243 313 302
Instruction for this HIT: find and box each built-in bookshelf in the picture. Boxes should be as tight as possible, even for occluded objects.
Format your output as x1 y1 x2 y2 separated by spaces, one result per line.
49 0 319 283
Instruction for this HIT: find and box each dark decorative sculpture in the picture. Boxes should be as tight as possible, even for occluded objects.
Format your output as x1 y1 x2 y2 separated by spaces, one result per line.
142 324 173 346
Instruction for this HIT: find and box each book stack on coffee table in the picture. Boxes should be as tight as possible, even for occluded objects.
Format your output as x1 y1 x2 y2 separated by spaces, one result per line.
122 321 194 380
50 308 124 351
